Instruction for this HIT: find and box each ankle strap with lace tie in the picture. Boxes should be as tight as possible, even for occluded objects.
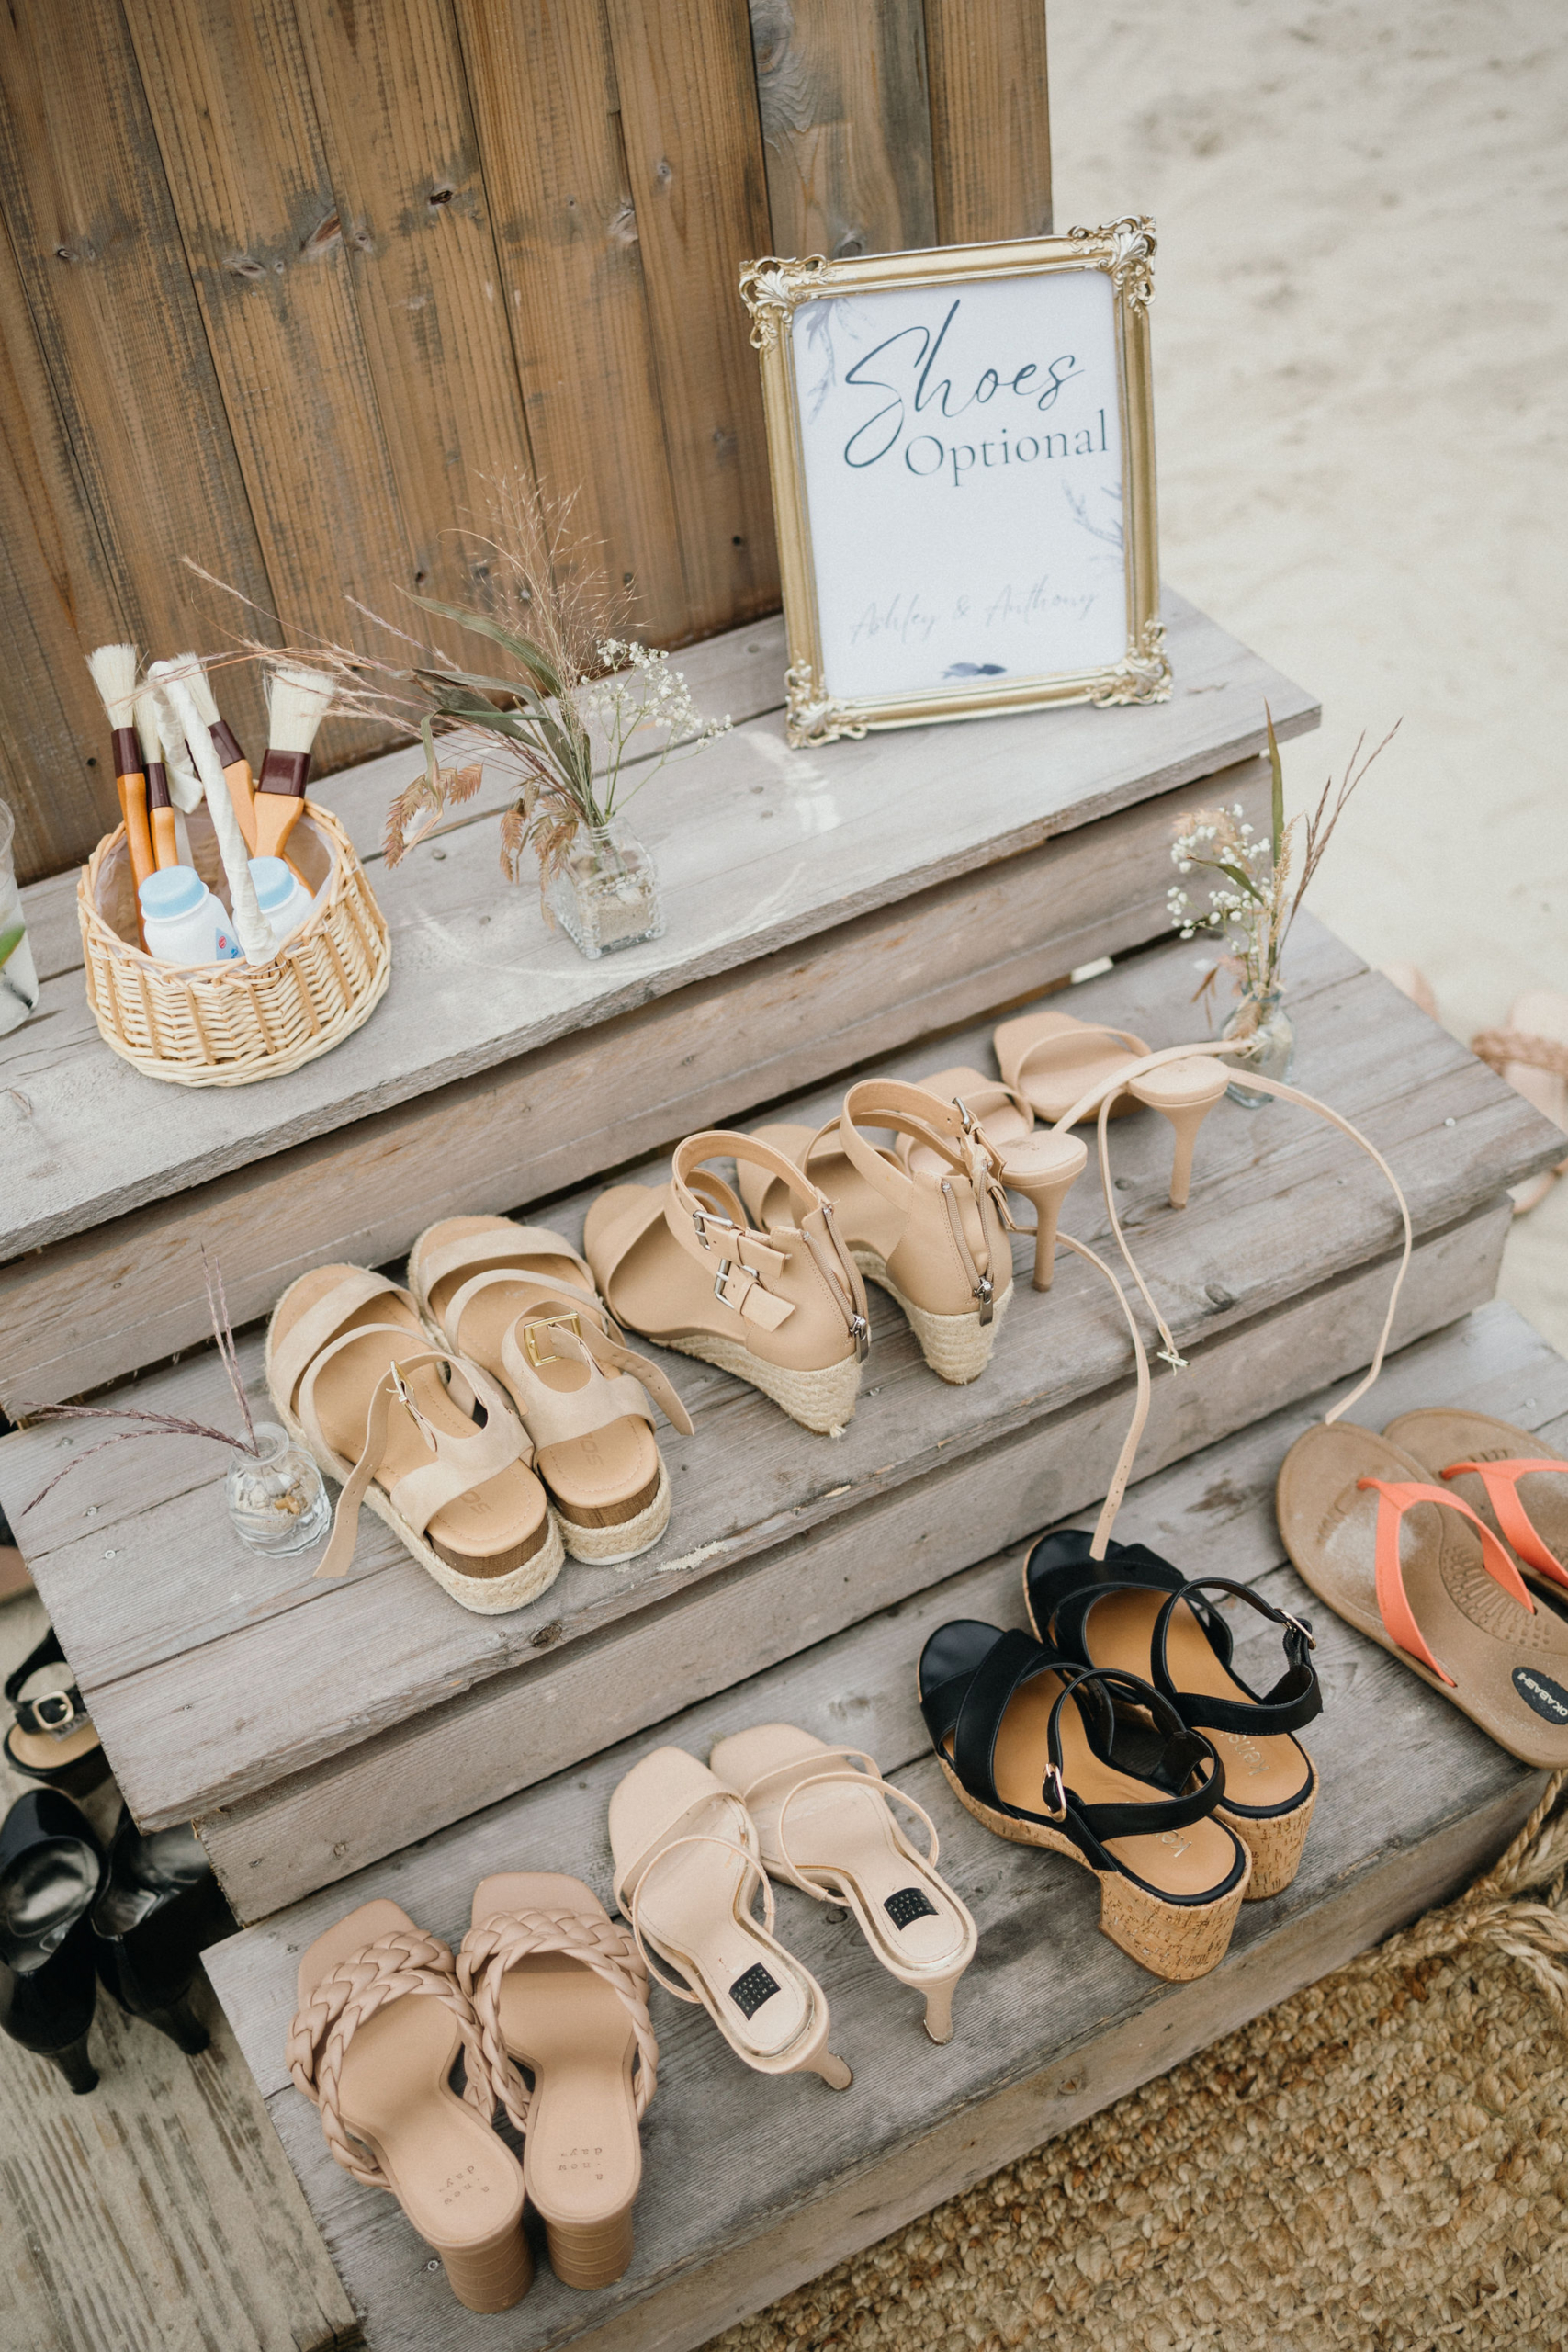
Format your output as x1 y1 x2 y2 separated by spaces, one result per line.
738 1748 942 1902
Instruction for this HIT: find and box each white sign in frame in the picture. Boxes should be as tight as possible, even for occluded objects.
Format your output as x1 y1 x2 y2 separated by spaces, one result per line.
739 220 1168 746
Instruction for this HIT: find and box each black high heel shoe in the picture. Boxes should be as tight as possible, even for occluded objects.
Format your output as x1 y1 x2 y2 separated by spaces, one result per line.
93 1810 235 2054
0 1790 107 2093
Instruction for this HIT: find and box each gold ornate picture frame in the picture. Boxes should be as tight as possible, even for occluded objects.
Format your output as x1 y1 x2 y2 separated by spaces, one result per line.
739 220 1167 747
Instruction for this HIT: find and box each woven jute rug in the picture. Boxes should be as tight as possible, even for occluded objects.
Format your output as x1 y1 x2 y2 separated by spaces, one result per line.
709 1781 1568 2352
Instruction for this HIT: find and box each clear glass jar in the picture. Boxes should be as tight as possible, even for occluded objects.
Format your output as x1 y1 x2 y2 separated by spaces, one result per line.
1222 986 1296 1109
226 1423 331 1556
546 817 663 960
0 798 40 1039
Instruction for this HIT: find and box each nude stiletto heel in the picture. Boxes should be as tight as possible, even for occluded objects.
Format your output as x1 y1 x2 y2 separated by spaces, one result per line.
1126 1059 1230 1208
996 1132 1089 1288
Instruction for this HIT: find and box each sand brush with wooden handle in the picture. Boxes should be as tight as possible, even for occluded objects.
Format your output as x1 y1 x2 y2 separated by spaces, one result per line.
254 664 334 863
150 661 273 965
87 643 154 938
133 686 179 869
174 651 256 852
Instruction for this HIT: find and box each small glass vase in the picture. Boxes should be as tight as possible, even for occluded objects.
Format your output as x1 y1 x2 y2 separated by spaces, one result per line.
546 817 663 960
226 1423 331 1556
1222 986 1296 1109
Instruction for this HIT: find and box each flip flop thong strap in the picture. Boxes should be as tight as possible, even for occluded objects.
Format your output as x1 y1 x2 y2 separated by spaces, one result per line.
287 1928 491 2188
1442 1458 1568 1589
457 1907 658 2131
1356 1476 1534 1686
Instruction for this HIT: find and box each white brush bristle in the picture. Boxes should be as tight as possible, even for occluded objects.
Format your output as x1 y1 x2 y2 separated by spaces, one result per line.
168 652 220 727
132 687 164 766
86 642 140 728
265 663 334 755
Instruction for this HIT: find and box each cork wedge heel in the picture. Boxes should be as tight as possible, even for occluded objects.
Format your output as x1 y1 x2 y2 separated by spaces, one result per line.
918 1625 1250 1981
286 1899 531 2314
458 1872 657 2291
1025 1529 1322 1899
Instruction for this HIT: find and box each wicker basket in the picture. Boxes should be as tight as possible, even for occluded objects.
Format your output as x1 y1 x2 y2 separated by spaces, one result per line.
78 800 390 1086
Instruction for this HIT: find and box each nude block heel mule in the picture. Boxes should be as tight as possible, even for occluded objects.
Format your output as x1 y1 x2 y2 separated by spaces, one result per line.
709 1724 977 2043
585 1133 870 1436
609 1747 852 2089
288 1900 532 2313
409 1216 694 1566
458 1872 657 2291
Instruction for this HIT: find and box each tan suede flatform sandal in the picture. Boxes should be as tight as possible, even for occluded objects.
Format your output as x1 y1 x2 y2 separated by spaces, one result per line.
584 1131 871 1435
609 1747 852 2089
1383 1409 1568 1600
1277 1423 1568 1767
409 1216 693 1566
288 1899 531 2313
710 1722 979 2043
738 1079 1022 1384
995 1009 1228 1208
458 1872 657 2291
266 1265 563 1613
896 1065 1089 1291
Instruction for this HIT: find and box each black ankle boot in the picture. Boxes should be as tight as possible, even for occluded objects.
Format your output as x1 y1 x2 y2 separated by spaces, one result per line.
92 1811 236 2054
0 1790 107 2093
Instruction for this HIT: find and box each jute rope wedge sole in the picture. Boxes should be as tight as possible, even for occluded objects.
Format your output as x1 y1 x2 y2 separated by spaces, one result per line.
585 1132 870 1437
266 1265 563 1615
287 1899 531 2314
408 1216 693 1567
458 1872 657 2292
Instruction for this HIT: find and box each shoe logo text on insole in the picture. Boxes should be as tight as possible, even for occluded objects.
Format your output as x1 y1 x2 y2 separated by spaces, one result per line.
439 2165 491 2207
885 1886 939 1928
729 1962 781 2018
1513 1666 1568 1723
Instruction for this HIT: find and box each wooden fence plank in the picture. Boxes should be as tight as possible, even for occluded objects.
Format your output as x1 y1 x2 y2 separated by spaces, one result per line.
750 0 937 260
0 0 280 876
925 0 1053 244
118 0 412 769
453 0 690 645
606 0 779 634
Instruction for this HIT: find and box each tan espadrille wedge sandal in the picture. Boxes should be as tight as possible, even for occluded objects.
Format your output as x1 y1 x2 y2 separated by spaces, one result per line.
893 1065 1089 1292
458 1872 657 2291
287 1899 531 2313
736 1080 1023 1384
583 1132 870 1436
609 1747 852 2089
918 1629 1251 1980
266 1265 563 1613
408 1216 693 1566
709 1723 978 2044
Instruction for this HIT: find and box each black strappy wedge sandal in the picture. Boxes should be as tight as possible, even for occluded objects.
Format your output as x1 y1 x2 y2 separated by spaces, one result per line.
4 1629 110 1800
1026 1530 1322 1898
917 1623 1250 1980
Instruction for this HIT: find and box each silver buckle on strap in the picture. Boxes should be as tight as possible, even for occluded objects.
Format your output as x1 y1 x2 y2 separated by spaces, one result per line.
714 1259 758 1313
692 1208 737 1251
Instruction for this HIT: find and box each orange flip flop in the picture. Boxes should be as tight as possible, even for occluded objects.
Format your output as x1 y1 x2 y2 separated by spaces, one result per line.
1383 1408 1568 1603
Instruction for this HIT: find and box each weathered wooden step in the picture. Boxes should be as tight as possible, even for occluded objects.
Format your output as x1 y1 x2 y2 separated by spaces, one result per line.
205 1297 1563 2352
3 916 1557 1921
0 591 1310 1407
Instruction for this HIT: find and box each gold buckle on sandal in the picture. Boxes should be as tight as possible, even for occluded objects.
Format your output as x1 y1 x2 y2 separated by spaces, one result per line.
1043 1764 1067 1822
1280 1610 1317 1650
388 1362 438 1451
523 1311 581 1368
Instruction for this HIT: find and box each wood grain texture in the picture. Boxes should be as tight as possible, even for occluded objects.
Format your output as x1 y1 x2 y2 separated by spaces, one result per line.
750 0 937 260
0 752 1269 1408
0 591 1318 1266
606 0 779 633
925 0 1053 244
205 1300 1554 2351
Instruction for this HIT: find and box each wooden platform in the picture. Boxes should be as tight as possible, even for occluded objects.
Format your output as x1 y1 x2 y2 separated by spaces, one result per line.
5 914 1556 1922
0 593 1311 1408
204 1298 1563 2352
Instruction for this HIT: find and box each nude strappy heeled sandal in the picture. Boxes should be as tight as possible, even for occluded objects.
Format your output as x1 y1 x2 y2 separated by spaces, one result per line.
287 1899 531 2312
739 1080 1021 1384
457 1872 657 2290
918 1630 1250 1980
1383 1409 1568 1599
584 1133 870 1436
608 1747 852 2089
408 1216 694 1566
709 1724 978 2043
996 1008 1229 1208
266 1265 563 1613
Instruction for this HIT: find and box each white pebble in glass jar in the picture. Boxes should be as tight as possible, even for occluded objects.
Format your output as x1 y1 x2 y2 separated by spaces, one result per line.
226 1423 331 1556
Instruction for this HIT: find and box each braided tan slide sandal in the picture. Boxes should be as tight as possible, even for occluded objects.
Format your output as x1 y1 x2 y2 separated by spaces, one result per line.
1276 1423 1568 1767
710 1724 978 2043
1382 1409 1568 1601
739 1080 1019 1383
266 1265 563 1613
287 1899 531 2312
610 1747 852 2089
458 1872 657 2290
409 1216 693 1566
585 1131 870 1435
